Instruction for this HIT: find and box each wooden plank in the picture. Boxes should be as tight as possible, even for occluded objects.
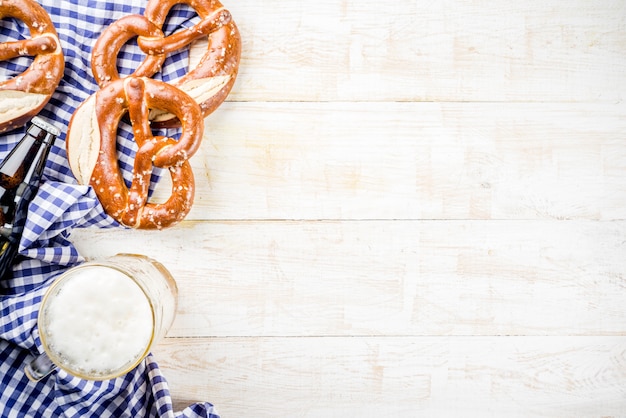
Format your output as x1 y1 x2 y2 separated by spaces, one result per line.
153 102 626 221
152 336 626 418
223 0 626 102
70 219 626 337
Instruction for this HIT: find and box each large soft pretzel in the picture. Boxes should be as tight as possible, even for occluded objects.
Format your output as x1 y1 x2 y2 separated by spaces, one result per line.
90 0 241 128
0 0 64 133
66 77 204 229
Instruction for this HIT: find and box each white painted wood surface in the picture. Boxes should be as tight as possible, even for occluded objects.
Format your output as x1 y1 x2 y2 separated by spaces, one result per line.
71 0 626 416
225 0 626 102
153 102 626 221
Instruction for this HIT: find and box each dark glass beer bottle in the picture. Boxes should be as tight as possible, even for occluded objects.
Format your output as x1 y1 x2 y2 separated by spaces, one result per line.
0 116 59 280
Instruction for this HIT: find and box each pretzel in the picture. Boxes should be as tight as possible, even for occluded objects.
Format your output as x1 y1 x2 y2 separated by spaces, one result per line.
66 77 204 229
0 0 64 133
91 0 241 128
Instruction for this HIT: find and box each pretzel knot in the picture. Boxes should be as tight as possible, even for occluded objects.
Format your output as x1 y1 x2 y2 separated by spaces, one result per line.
66 77 204 229
0 0 64 133
91 0 241 128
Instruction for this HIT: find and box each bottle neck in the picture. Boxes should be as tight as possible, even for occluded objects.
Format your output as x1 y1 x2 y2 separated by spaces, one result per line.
0 123 51 188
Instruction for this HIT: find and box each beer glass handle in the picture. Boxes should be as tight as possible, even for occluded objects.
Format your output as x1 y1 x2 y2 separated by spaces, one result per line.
25 353 56 382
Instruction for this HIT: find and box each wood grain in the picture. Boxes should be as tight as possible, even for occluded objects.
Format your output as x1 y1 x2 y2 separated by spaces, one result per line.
65 1 626 415
152 102 626 221
224 0 626 102
70 219 626 337
152 336 626 418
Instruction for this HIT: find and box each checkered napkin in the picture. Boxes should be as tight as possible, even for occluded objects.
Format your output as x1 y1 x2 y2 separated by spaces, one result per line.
0 1 221 416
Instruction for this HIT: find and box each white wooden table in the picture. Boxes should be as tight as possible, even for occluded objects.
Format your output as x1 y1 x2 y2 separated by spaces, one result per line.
72 1 626 416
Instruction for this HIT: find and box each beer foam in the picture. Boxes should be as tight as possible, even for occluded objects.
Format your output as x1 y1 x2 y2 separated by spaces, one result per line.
42 265 154 377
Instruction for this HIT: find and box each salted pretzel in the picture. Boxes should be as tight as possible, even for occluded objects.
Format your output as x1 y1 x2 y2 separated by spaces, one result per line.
0 0 64 133
90 0 241 128
66 77 204 229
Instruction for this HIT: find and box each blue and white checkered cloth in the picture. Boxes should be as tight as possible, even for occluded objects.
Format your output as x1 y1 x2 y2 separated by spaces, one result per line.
0 1 221 416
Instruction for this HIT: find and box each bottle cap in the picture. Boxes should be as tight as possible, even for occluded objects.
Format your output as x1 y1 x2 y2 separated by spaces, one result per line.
30 116 60 137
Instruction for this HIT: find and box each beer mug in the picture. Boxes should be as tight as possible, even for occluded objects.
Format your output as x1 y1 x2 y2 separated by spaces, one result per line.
25 254 178 381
